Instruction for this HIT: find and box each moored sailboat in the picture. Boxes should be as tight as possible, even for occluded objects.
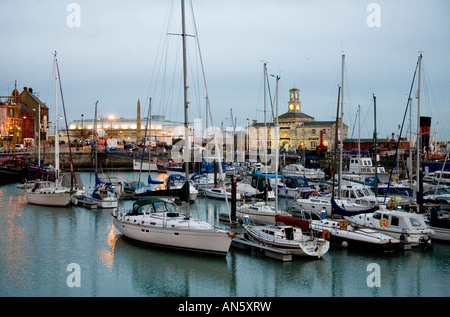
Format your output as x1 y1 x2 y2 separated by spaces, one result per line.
112 198 232 255
244 215 330 258
112 0 232 255
24 52 75 207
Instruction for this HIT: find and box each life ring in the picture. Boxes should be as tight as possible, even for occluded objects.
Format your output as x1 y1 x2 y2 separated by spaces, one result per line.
380 217 389 227
387 198 398 209
321 230 330 239
311 192 319 198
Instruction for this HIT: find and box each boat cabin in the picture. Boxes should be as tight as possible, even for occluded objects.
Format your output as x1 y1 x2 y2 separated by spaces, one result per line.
128 198 177 216
349 209 429 232
261 226 304 241
347 156 386 174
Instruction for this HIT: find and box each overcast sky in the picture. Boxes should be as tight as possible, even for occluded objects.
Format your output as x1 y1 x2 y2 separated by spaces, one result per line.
1 0 449 141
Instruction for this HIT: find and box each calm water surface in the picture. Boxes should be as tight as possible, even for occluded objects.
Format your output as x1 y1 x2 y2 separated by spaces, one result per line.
1 172 449 297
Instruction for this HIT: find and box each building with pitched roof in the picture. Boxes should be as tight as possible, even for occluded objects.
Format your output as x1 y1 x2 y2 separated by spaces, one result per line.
0 83 49 147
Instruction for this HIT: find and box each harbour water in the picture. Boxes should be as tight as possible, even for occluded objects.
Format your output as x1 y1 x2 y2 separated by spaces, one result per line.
1 172 449 299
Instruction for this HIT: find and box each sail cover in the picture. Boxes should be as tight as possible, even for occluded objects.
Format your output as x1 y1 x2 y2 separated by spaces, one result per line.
275 215 310 230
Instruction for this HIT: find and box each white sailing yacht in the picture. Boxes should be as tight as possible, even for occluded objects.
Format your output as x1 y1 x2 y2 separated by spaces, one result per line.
241 71 328 259
112 0 232 255
238 68 288 224
80 101 119 209
24 53 75 207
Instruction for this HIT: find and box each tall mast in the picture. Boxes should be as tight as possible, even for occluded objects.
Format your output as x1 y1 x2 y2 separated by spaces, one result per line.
274 74 280 212
416 53 422 213
358 104 361 166
373 94 378 197
408 97 413 184
338 54 345 198
54 52 59 179
148 97 152 169
263 62 268 203
331 85 340 203
181 0 190 217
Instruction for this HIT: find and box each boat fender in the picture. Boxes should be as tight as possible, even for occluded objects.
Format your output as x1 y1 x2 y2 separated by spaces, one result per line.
380 218 389 227
387 199 397 209
342 241 348 248
73 198 78 206
321 230 330 240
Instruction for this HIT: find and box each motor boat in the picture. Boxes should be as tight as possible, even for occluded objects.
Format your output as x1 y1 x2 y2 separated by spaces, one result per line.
345 206 434 248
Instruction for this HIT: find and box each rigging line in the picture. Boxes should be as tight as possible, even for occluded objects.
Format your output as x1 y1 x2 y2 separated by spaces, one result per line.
189 0 231 222
146 0 175 107
383 56 420 203
422 62 445 140
55 56 77 190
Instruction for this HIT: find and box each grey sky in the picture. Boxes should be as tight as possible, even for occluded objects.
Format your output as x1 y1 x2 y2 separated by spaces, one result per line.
1 0 449 141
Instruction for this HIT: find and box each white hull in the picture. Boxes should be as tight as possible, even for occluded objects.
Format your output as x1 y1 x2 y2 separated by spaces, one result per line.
113 217 231 255
428 226 450 242
310 219 401 250
133 159 158 172
346 209 434 247
294 197 368 217
237 202 291 225
244 225 329 258
86 196 118 208
25 190 74 207
281 164 326 180
204 188 244 200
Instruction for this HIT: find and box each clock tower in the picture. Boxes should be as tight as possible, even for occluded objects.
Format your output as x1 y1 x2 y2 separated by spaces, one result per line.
288 87 301 112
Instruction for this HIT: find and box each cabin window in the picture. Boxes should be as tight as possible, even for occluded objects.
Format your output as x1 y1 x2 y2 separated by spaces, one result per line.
153 203 165 212
165 203 175 212
391 216 399 226
373 213 381 220
409 217 422 227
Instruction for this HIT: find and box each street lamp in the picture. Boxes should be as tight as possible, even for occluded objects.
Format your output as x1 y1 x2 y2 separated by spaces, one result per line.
81 114 84 143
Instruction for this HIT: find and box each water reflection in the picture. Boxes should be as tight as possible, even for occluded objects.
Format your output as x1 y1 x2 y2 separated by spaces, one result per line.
112 236 232 296
0 173 449 297
98 225 119 271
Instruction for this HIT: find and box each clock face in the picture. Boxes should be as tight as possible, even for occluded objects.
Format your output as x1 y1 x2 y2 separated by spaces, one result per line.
296 104 300 111
289 104 294 110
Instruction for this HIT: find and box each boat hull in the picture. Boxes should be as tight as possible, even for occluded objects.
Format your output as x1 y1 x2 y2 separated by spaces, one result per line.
429 226 450 242
84 196 118 208
113 219 232 255
236 204 291 225
25 191 74 207
244 226 329 258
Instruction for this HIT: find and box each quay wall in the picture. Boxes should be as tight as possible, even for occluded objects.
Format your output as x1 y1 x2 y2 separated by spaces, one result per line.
2 149 403 174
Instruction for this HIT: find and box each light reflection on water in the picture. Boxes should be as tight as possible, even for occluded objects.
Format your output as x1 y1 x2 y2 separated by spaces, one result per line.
0 172 449 297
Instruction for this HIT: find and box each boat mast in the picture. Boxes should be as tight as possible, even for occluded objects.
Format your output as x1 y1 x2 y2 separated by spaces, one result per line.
54 52 59 180
373 94 378 197
274 74 280 212
416 53 422 213
338 54 345 198
263 62 268 203
358 104 361 170
331 85 340 203
181 0 190 218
